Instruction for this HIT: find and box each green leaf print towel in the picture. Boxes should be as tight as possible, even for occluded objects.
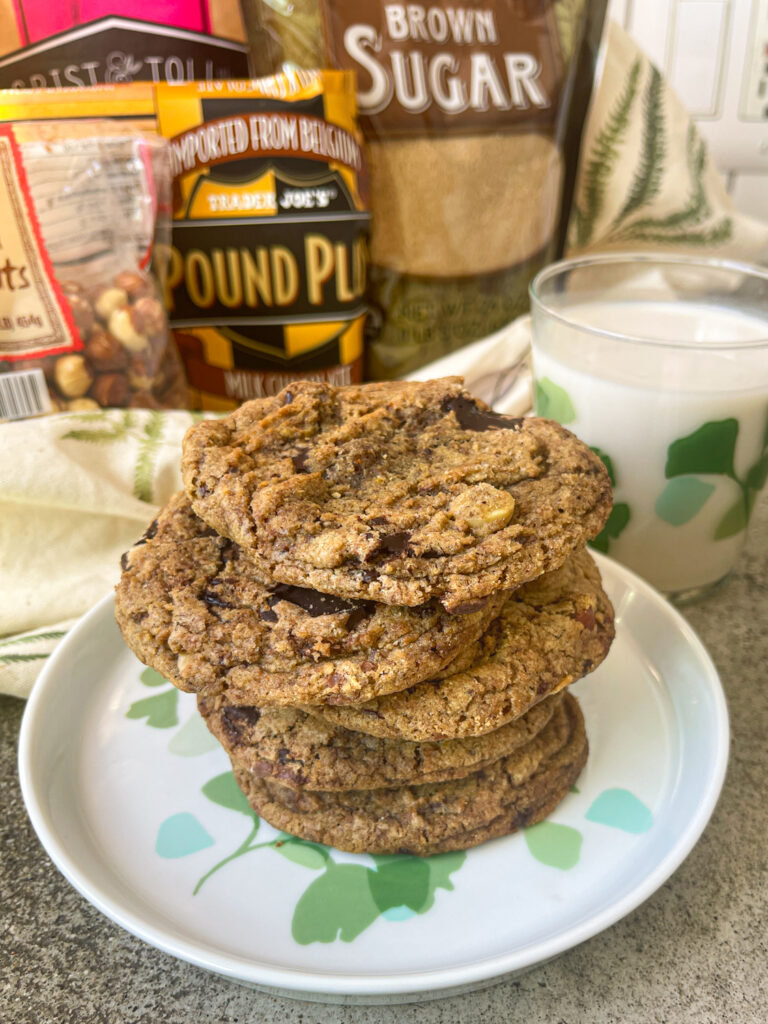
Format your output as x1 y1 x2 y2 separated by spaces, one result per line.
0 408 217 699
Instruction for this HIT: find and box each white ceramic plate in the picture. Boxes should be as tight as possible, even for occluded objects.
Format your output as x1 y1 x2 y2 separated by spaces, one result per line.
19 553 728 1003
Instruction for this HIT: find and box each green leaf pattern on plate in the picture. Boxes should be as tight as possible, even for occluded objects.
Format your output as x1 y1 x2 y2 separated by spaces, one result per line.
524 822 583 870
140 667 168 688
202 772 256 816
293 864 381 944
156 812 215 858
586 788 653 834
126 689 178 729
129 671 656 944
167 713 220 756
275 839 330 871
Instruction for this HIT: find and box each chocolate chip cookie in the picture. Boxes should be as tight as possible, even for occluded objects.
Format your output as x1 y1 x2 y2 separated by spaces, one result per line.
200 693 559 791
231 693 587 855
181 378 612 611
311 548 614 740
115 492 504 706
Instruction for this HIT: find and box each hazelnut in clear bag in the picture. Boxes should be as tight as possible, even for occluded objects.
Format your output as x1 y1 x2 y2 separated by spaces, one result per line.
0 114 189 419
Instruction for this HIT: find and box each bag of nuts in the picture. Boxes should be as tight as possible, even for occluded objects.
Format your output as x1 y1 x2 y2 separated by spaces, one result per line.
0 95 189 420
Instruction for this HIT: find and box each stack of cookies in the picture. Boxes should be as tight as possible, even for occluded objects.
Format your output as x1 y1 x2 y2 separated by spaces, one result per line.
115 378 615 855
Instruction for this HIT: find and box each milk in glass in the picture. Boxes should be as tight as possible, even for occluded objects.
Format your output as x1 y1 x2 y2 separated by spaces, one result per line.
532 299 768 594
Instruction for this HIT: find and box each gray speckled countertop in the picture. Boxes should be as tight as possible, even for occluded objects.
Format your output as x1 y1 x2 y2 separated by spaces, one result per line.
2 497 766 1024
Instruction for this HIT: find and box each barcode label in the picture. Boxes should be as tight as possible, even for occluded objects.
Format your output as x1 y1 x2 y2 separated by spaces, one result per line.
0 368 53 421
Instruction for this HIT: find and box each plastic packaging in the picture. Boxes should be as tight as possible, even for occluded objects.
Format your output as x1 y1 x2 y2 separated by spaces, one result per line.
0 93 188 419
154 70 369 409
243 0 608 378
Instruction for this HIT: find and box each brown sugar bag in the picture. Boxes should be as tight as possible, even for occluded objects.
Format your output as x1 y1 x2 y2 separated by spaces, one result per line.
244 0 607 378
367 134 561 277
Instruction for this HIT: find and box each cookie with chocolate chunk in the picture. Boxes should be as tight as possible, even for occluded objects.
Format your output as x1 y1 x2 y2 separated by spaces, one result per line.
199 692 559 791
311 548 614 740
114 492 504 706
230 693 587 855
181 378 612 611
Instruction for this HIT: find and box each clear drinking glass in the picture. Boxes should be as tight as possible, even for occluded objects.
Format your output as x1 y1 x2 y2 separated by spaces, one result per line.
529 253 768 602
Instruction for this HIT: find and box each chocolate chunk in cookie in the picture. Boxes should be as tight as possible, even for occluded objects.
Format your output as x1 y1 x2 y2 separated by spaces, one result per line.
114 492 505 707
181 378 612 610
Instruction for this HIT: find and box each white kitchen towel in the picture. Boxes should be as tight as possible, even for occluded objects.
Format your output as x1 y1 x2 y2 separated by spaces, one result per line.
0 408 207 697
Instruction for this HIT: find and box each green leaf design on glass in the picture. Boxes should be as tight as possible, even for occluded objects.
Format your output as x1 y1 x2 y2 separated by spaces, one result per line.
590 446 617 487
534 377 576 424
202 772 256 816
655 477 715 526
665 419 738 478
746 452 768 492
140 666 168 688
275 840 330 870
714 498 749 540
589 502 630 554
662 414 768 540
587 448 631 554
524 821 583 870
126 689 179 728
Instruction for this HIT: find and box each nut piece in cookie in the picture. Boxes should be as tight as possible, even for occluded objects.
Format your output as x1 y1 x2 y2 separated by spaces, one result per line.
114 492 507 708
181 378 613 610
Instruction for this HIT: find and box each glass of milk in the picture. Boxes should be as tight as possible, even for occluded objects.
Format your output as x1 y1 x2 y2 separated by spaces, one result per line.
530 253 768 602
